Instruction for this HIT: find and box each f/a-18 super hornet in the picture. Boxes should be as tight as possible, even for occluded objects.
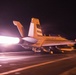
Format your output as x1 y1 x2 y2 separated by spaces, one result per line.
13 18 75 54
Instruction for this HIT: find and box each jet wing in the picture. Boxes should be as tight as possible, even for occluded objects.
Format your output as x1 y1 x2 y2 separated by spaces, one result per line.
42 40 75 46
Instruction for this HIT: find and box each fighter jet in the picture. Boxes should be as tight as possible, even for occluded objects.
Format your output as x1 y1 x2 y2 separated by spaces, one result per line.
13 18 75 54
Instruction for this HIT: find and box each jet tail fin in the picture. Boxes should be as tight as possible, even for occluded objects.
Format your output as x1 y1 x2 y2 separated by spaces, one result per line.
28 18 43 38
13 21 25 37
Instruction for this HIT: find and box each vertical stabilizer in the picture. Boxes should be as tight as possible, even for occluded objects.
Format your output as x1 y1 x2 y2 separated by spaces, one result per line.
28 18 43 38
13 21 25 37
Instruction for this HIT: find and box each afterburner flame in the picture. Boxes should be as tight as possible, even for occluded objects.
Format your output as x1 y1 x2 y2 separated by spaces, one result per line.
0 36 20 45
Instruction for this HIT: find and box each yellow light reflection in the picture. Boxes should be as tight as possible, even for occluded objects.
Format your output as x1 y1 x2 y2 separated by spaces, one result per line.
0 36 20 45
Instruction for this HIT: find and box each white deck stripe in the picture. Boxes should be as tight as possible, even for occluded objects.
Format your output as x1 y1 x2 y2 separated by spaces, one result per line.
0 56 76 75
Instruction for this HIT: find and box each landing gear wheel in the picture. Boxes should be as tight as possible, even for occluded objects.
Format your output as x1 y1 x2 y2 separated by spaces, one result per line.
50 51 54 54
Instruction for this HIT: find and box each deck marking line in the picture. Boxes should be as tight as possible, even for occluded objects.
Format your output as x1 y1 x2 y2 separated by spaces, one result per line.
0 56 76 75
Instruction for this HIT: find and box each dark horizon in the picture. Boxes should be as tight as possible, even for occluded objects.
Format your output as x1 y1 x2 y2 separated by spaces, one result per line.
0 0 76 40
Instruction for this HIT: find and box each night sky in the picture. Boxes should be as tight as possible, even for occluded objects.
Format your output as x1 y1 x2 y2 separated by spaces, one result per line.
0 0 76 40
